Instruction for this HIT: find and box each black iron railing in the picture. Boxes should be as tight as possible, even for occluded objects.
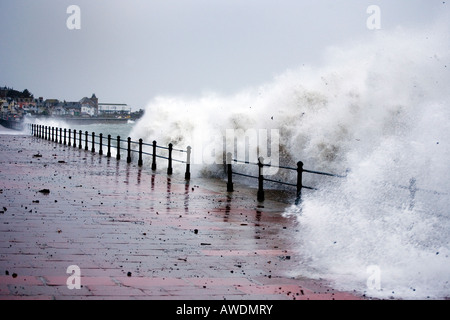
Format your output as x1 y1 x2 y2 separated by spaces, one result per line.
29 124 447 207
29 124 191 180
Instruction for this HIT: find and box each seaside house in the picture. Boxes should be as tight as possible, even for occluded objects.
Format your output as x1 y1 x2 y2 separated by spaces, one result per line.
63 101 81 116
1 99 9 116
16 97 35 109
98 103 131 117
45 99 59 109
52 103 67 116
79 94 98 117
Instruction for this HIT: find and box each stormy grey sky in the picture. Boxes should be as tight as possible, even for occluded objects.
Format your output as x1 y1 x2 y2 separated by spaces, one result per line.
0 0 447 110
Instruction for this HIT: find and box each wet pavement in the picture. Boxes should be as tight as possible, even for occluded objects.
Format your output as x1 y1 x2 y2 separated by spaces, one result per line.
0 135 364 300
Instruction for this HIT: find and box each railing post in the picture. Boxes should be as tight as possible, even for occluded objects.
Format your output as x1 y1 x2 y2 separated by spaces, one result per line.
59 128 62 144
99 133 103 155
127 137 132 163
409 177 417 210
295 161 304 205
63 128 67 145
138 139 143 167
257 157 265 201
84 131 89 151
91 132 96 153
152 140 157 171
79 130 82 149
51 127 55 142
116 136 121 160
226 152 233 192
185 146 191 180
107 135 111 157
73 130 77 148
167 143 173 175
68 129 71 147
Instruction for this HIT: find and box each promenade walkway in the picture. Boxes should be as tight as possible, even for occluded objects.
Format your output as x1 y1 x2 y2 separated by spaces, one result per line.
0 134 364 300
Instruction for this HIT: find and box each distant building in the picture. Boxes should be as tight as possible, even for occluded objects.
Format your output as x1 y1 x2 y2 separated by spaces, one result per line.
45 99 59 108
16 97 35 109
0 89 133 119
63 101 81 116
79 94 98 117
1 99 8 113
98 103 131 117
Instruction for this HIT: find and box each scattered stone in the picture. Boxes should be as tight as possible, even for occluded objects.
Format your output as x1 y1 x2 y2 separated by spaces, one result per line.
33 153 42 158
127 272 132 277
194 229 198 234
12 273 17 278
38 189 50 195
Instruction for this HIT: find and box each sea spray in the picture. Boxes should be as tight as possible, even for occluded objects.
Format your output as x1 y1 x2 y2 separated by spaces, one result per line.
130 21 450 298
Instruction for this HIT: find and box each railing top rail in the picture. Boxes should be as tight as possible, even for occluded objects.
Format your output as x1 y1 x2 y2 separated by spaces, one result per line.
33 124 189 162
231 155 344 178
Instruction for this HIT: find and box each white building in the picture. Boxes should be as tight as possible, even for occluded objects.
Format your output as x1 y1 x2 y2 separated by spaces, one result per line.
98 103 130 116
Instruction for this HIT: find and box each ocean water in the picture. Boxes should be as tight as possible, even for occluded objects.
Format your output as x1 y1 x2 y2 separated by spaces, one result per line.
129 21 450 299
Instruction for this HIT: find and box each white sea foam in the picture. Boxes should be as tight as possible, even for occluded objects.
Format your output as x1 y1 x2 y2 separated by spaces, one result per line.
130 19 450 299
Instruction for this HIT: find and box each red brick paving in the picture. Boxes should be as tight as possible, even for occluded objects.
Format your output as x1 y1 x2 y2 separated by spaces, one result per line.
0 135 365 300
